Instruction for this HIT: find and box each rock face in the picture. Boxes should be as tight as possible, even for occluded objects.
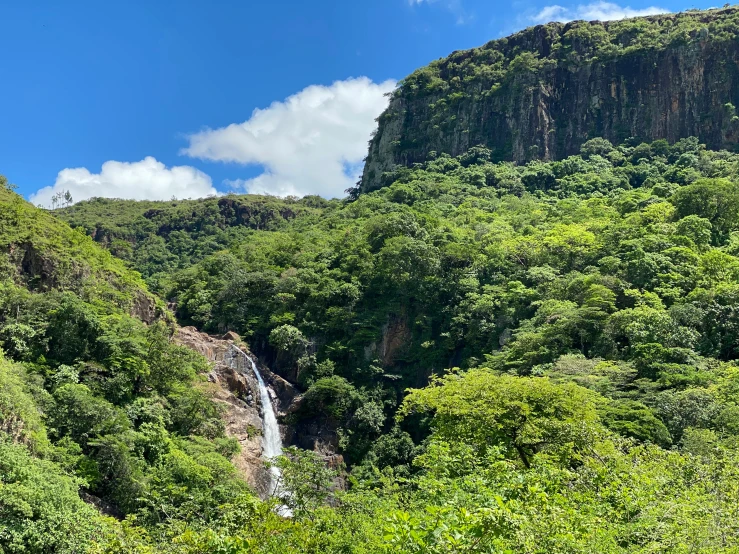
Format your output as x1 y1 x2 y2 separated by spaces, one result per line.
363 316 411 368
3 240 162 324
130 291 160 324
361 7 739 192
176 327 346 490
175 327 298 497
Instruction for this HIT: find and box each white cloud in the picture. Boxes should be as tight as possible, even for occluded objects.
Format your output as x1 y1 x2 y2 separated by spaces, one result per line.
182 77 396 198
30 157 218 207
530 1 667 24
533 5 570 22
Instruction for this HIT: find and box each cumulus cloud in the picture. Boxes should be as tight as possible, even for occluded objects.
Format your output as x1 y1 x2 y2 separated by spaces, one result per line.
531 1 667 24
182 77 396 198
30 157 218 207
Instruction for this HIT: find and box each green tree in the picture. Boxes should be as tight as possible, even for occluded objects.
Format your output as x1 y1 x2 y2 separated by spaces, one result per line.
402 371 603 468
273 446 339 519
672 178 739 243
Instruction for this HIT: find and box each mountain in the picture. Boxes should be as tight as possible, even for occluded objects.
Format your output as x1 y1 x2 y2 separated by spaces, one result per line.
360 6 739 192
10 7 739 552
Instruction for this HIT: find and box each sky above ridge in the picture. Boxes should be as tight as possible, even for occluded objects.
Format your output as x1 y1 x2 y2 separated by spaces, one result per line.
0 0 721 205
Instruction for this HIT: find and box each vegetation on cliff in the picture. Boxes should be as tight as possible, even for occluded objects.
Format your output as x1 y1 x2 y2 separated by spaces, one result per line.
8 6 739 551
360 6 739 192
57 194 328 293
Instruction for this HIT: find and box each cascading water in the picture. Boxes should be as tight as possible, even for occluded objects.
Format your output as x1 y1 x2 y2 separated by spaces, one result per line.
246 352 284 494
227 345 291 515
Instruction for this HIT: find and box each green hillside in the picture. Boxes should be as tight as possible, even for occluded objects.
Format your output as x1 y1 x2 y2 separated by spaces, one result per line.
0 181 250 552
50 136 739 551
0 178 161 315
57 194 331 292
9 6 739 552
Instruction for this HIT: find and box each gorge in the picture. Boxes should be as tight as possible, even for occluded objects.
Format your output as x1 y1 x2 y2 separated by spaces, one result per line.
226 345 286 495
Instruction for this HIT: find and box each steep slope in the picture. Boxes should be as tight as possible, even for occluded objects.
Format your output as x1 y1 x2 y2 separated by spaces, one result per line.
175 326 299 497
0 180 162 320
58 136 739 462
361 6 739 192
0 180 259 552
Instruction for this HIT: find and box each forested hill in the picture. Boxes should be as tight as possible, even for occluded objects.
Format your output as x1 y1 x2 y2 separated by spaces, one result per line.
360 6 739 192
0 178 160 318
0 179 255 551
57 194 330 292
46 135 739 550
62 137 739 448
9 5 739 550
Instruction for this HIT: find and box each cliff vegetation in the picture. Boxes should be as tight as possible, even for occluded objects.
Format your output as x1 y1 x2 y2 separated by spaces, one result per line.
8 6 739 551
360 6 739 192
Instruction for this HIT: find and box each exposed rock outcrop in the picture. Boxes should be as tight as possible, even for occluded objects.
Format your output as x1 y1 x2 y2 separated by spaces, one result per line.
176 327 347 493
175 327 298 497
130 291 159 324
361 7 739 192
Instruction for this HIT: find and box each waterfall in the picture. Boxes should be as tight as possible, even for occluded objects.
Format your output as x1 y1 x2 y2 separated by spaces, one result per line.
228 346 291 515
246 352 284 494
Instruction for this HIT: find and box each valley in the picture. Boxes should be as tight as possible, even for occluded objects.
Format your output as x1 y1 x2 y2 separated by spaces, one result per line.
4 6 739 552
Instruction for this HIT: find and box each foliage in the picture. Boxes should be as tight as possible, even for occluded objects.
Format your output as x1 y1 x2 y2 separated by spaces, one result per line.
0 185 160 313
56 194 327 293
0 188 248 550
402 370 602 468
0 438 110 553
12 128 739 548
59 137 739 469
272 446 340 518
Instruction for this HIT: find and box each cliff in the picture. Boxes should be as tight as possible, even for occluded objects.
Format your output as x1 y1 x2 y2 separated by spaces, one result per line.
175 327 297 496
174 327 343 495
361 7 739 192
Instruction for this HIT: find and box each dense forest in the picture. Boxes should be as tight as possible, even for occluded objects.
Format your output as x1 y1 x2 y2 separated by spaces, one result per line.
6 6 739 553
36 135 739 551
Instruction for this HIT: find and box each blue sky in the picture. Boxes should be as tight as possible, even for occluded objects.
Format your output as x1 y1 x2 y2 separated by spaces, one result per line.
0 0 719 204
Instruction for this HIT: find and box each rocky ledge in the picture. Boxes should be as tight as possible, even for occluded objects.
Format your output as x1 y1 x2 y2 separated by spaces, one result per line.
175 326 298 497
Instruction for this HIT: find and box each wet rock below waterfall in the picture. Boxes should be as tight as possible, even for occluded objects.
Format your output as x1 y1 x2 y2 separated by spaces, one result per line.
175 326 342 496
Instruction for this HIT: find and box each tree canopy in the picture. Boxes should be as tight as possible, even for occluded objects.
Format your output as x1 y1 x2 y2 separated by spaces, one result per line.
6 135 739 550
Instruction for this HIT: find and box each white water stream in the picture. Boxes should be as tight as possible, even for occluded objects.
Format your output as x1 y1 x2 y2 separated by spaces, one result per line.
228 345 291 515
